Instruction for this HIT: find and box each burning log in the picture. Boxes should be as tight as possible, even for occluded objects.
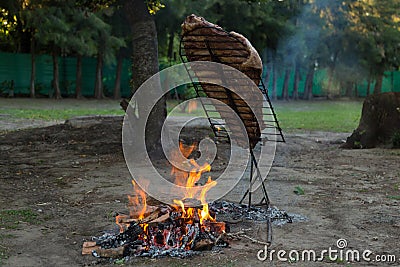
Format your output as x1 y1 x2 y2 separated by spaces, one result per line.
129 205 158 219
203 221 226 235
149 212 170 224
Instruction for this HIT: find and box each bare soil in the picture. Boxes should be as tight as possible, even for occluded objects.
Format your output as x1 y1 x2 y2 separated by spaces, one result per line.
0 117 399 267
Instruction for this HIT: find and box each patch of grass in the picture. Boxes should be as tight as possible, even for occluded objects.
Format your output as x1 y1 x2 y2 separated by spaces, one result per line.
0 209 40 229
0 234 14 263
294 186 305 195
274 101 362 132
0 245 9 262
0 108 124 121
387 195 400 200
0 234 15 240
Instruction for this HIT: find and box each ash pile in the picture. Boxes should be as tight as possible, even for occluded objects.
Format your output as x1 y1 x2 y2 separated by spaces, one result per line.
210 201 306 226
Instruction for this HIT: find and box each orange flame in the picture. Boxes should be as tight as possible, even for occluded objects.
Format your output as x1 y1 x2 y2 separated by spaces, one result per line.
170 142 197 187
198 177 217 224
170 141 217 224
128 180 148 220
173 199 186 216
115 214 128 233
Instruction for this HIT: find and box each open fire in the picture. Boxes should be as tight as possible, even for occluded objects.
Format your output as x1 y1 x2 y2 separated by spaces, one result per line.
82 142 228 258
82 141 298 259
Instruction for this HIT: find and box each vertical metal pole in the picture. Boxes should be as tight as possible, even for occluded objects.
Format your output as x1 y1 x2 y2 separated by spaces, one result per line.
267 217 272 245
248 157 253 210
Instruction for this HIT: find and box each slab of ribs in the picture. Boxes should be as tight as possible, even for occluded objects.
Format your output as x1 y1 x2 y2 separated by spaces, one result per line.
181 14 265 148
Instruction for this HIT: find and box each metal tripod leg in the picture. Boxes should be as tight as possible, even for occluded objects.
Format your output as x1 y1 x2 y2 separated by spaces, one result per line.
239 149 270 207
248 157 253 210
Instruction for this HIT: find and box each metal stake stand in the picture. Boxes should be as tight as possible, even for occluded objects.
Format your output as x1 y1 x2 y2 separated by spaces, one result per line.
179 26 285 211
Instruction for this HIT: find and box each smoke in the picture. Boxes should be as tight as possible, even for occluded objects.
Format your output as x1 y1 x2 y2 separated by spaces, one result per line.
274 0 370 97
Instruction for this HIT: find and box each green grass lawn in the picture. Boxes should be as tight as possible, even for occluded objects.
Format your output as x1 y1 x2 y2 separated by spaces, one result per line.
274 100 363 132
0 98 363 132
0 99 125 120
0 108 125 120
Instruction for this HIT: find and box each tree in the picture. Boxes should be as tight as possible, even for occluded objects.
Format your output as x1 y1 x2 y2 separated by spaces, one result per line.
26 1 76 99
68 11 99 98
92 11 125 99
347 0 400 94
155 0 186 61
122 0 166 155
108 3 131 99
74 0 165 153
0 0 31 53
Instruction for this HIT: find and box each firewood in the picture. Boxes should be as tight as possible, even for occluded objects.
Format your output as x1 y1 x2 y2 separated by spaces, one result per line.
192 238 214 251
149 212 170 224
116 208 160 224
128 205 158 219
92 246 126 258
82 241 100 255
203 221 226 234
141 209 161 223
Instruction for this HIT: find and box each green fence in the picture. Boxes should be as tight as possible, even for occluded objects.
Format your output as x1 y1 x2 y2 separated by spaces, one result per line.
0 51 399 98
262 67 400 98
0 52 132 97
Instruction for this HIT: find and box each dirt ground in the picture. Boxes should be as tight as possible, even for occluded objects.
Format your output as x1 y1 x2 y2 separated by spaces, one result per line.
0 115 399 267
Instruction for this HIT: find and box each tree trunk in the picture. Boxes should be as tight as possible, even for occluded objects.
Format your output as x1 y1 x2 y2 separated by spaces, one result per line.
373 73 383 95
345 81 353 97
303 66 314 100
390 71 394 92
366 75 371 96
52 50 61 99
326 50 338 99
342 92 400 148
113 54 123 99
123 0 166 157
76 54 83 98
292 61 300 100
282 68 290 100
30 38 36 98
354 82 358 97
264 65 271 89
262 49 271 91
167 30 175 61
94 53 104 99
272 61 277 101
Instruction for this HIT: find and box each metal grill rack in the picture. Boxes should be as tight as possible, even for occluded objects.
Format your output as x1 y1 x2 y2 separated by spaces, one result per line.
179 26 285 211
